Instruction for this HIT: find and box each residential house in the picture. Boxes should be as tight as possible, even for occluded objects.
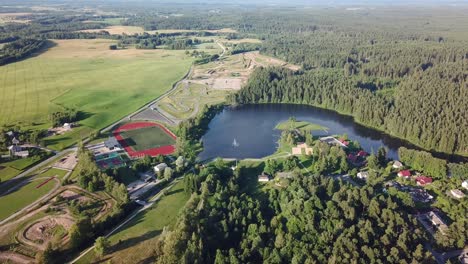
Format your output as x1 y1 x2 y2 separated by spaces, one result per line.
427 211 448 235
292 143 313 155
450 189 465 199
357 171 369 180
8 145 29 158
319 136 348 148
63 123 72 131
392 161 403 169
258 173 270 182
338 138 350 147
154 163 168 173
11 137 20 145
357 150 369 157
416 176 433 186
398 170 411 178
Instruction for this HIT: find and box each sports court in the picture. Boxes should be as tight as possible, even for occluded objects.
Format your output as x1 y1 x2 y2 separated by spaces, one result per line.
113 122 177 158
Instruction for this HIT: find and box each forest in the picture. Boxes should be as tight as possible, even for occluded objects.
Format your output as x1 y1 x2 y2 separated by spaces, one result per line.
153 161 435 264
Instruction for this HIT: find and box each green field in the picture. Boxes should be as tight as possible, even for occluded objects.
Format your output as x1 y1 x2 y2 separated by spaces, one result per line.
0 39 191 150
0 179 54 221
0 155 47 182
119 126 175 151
275 120 328 132
77 180 189 264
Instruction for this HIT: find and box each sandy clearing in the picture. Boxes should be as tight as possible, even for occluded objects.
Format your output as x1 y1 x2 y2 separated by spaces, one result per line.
24 216 74 248
0 252 34 264
60 190 92 203
40 39 184 59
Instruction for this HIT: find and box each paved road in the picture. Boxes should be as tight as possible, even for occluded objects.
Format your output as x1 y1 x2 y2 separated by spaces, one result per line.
69 178 182 264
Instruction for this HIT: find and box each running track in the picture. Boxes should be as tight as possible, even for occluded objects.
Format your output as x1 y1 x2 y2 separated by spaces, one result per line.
113 122 176 158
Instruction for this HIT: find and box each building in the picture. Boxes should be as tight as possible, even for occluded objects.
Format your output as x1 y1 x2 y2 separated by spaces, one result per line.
8 145 29 158
338 138 350 147
357 150 369 157
258 173 270 182
292 143 313 155
11 137 20 145
462 180 468 191
416 176 433 186
392 161 403 169
319 136 348 148
63 123 72 131
427 211 448 235
398 170 411 178
154 163 168 173
450 189 465 199
357 171 369 180
104 137 122 151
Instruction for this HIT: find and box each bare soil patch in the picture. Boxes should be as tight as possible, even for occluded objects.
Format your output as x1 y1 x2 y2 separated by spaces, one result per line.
0 251 34 264
53 153 78 171
80 25 144 35
24 216 74 246
60 190 91 203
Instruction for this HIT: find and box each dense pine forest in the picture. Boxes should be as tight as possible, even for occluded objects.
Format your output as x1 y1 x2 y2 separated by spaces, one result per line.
154 162 434 264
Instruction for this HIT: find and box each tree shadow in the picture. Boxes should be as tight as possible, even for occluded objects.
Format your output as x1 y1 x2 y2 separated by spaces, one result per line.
165 188 183 196
109 230 161 253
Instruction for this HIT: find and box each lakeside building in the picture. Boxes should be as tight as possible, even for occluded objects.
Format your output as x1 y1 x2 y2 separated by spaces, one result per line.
450 189 465 199
392 161 403 169
398 170 411 178
416 176 433 186
258 173 270 182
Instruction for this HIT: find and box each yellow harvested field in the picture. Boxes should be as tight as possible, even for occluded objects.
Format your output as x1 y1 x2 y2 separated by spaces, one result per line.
0 13 31 24
80 26 237 35
42 39 179 59
223 38 263 44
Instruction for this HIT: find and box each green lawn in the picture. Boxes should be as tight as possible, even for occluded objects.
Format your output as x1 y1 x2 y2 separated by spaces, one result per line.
0 177 56 221
275 120 328 132
77 180 189 264
0 39 192 150
120 126 175 151
0 155 49 182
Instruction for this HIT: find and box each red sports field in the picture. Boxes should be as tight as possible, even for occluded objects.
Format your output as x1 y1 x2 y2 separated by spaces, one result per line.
113 122 177 158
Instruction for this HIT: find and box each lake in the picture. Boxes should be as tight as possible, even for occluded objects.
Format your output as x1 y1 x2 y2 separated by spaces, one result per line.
198 104 466 162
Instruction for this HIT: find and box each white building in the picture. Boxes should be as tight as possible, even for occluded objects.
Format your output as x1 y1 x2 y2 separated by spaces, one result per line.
450 189 465 199
8 145 29 158
258 173 270 182
154 163 168 173
462 180 468 191
392 161 403 169
357 171 369 180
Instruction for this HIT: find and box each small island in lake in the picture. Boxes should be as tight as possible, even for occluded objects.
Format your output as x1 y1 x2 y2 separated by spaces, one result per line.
275 117 328 132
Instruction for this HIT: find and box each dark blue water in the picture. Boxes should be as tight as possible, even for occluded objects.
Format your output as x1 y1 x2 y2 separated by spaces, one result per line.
198 104 466 162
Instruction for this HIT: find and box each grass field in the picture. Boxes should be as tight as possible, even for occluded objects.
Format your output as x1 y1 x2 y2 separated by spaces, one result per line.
0 179 55 221
275 120 328 132
77 180 189 264
0 155 48 182
119 126 175 151
0 39 191 150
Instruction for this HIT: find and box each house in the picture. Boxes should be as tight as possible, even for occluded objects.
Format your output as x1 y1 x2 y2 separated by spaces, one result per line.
357 150 369 157
357 171 369 180
8 145 29 158
154 163 168 173
427 211 448 234
450 189 465 199
398 170 411 178
104 137 122 151
319 136 348 147
292 143 313 155
63 123 72 131
462 180 468 190
392 161 403 169
416 176 433 186
339 138 350 147
6 131 14 137
11 137 20 145
258 173 270 182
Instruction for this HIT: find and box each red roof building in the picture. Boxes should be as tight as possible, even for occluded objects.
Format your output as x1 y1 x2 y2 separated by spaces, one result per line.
398 170 411 178
357 150 369 157
339 139 350 146
416 176 433 186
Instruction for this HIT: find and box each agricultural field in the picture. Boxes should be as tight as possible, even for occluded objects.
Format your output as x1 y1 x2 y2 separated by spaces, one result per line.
0 154 50 182
0 39 192 150
78 180 189 264
80 26 237 35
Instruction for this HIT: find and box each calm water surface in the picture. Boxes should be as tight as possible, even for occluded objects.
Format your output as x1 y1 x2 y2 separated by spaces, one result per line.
198 104 465 162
